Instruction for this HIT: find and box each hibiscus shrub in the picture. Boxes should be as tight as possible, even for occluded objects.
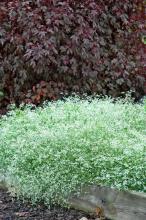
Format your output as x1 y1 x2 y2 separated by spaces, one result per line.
0 0 145 107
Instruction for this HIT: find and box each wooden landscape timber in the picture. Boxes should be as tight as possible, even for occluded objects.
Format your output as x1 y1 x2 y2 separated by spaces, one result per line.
67 185 146 220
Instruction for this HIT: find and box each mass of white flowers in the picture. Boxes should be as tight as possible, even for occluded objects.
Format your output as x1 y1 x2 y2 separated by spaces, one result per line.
0 96 145 205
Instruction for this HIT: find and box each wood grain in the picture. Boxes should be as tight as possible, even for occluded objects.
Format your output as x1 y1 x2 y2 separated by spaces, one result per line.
68 185 146 220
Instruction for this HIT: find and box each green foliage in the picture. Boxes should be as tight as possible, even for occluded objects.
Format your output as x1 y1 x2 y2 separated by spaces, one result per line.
144 99 146 112
0 91 4 98
142 36 146 45
0 97 146 205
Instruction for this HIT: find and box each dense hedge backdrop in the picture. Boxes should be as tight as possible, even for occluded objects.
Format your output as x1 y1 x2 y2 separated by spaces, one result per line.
0 0 145 110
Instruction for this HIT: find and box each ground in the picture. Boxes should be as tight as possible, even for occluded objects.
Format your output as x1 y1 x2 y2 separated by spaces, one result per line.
0 188 96 220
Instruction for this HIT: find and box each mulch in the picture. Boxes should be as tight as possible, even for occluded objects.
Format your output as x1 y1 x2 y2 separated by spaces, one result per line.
0 188 96 220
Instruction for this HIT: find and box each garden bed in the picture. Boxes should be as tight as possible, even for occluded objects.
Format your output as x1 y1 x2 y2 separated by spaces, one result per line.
0 188 96 220
1 184 146 220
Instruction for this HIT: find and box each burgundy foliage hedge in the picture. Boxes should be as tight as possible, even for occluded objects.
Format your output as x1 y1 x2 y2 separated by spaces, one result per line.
0 0 145 108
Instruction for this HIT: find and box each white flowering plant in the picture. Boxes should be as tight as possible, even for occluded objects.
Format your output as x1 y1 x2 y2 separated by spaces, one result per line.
0 96 145 205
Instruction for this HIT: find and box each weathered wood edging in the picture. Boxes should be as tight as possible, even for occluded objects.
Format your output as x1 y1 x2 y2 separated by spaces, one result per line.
67 185 146 220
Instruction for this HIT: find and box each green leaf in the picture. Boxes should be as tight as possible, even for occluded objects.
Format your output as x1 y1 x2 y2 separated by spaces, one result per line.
142 36 146 45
